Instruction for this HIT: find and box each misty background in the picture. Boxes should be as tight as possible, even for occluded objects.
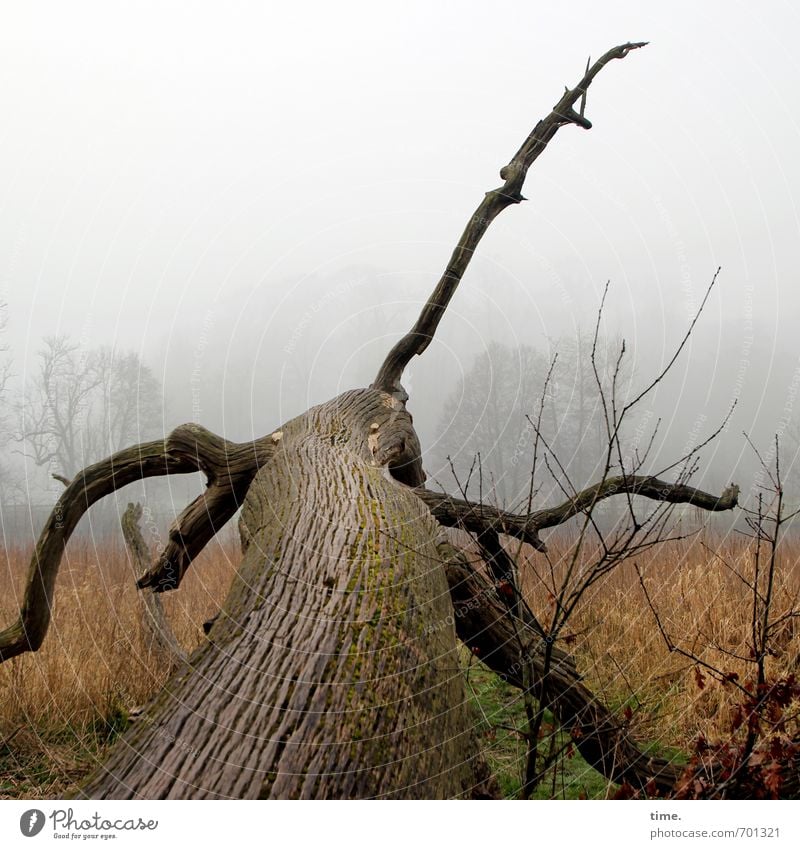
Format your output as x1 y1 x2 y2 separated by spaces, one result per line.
1 1 799 541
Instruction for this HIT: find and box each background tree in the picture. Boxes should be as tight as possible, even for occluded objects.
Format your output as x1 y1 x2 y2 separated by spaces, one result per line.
16 336 162 479
0 300 19 504
434 332 632 508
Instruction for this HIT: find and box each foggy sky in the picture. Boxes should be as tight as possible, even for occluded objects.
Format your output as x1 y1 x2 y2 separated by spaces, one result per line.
1 1 799 504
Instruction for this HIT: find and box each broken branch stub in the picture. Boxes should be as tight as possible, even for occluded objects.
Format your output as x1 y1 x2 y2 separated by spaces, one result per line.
120 503 187 666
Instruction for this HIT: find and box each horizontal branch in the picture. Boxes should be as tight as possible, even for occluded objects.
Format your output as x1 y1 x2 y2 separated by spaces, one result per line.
531 477 740 531
373 41 646 396
418 477 739 552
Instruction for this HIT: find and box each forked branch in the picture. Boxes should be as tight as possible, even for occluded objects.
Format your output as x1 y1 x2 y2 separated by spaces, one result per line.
373 41 647 396
135 425 275 591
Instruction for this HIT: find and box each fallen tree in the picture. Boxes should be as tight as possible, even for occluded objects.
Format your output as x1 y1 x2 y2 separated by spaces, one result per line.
0 42 744 799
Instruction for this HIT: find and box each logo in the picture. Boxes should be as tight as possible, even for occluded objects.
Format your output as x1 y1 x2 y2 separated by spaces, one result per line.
19 810 45 837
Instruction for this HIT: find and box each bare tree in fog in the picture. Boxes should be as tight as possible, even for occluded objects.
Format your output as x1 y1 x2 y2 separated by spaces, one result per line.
0 300 18 502
435 333 631 507
16 335 162 479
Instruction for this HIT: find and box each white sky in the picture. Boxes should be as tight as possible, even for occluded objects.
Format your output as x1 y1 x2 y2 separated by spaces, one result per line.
1 1 799 484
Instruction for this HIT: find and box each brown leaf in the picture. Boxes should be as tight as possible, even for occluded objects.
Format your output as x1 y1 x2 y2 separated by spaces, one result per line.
694 666 706 690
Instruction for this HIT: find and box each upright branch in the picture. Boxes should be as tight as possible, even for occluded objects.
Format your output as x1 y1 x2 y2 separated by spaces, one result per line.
120 502 187 666
372 41 647 396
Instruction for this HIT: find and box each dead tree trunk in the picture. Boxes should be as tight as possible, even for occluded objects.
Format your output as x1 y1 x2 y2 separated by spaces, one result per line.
1 42 748 799
74 389 480 798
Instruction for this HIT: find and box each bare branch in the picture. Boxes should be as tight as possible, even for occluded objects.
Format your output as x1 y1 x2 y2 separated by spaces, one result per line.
417 476 738 552
373 42 647 396
622 268 721 416
441 537 680 793
136 424 275 591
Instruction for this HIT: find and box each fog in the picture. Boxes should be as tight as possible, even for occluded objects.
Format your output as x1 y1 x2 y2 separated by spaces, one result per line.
1 1 799 529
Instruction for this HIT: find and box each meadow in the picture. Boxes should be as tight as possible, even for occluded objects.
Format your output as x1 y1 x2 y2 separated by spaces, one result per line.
1 528 798 798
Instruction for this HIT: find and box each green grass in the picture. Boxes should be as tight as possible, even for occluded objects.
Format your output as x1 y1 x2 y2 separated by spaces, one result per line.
462 653 616 799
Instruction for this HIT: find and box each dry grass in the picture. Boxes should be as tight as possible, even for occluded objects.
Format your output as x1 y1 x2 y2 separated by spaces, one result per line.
520 532 800 748
1 528 798 797
0 536 236 797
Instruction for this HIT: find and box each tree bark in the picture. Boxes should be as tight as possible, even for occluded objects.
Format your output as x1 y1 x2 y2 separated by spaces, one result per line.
77 389 482 799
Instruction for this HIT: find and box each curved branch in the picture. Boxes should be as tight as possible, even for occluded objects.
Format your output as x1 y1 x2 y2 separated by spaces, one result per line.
0 424 274 663
0 439 189 662
373 41 647 396
530 477 740 531
418 477 739 552
136 425 275 591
